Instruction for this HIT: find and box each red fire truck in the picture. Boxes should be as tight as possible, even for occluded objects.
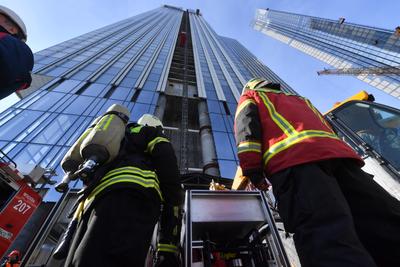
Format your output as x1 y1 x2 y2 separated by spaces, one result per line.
0 150 42 257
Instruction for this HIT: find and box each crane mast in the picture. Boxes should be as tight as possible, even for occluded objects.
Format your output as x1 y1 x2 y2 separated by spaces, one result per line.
317 66 400 76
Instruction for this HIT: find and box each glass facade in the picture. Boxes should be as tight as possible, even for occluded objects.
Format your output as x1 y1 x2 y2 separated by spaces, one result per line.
253 8 400 99
189 13 297 178
0 6 294 200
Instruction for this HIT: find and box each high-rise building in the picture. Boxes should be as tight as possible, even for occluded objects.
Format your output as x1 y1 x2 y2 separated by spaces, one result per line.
253 8 400 99
0 5 296 191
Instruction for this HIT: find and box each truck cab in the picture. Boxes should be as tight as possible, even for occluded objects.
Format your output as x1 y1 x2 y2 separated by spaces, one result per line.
325 91 400 199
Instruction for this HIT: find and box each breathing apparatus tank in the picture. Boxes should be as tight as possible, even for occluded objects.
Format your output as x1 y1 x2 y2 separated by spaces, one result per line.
80 104 130 165
55 104 130 192
60 117 102 176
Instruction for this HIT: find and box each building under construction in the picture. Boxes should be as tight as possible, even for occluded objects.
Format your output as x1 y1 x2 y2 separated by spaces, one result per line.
253 8 400 99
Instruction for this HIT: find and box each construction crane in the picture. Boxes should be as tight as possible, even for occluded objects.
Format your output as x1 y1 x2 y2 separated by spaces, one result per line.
317 65 400 76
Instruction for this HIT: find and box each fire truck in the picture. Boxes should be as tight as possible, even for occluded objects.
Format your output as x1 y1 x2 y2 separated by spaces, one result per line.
0 149 53 259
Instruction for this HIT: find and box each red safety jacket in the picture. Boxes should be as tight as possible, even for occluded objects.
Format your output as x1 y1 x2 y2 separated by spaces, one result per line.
234 89 363 177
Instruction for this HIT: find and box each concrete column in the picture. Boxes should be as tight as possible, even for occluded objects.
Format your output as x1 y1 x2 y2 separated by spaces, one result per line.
198 100 220 176
154 93 167 121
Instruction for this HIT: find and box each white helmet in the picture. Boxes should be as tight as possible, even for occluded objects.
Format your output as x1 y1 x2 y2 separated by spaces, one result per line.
0 5 27 41
138 114 163 128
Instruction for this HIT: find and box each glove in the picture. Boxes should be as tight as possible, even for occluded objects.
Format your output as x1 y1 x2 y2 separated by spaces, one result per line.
155 251 181 267
252 177 271 191
248 173 271 191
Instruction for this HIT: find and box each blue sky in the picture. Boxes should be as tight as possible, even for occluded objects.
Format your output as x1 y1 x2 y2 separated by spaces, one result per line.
1 0 400 112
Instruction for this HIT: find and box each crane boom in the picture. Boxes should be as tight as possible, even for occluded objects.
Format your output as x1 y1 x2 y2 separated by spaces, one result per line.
317 66 400 76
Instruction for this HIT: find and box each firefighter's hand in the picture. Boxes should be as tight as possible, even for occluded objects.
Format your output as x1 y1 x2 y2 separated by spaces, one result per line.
155 251 181 267
253 178 271 191
245 182 257 191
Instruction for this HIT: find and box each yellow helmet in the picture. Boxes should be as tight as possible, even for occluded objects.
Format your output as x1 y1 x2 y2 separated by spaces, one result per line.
242 78 281 94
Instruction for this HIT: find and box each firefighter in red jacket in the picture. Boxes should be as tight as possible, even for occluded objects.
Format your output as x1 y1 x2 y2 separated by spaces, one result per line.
234 78 400 267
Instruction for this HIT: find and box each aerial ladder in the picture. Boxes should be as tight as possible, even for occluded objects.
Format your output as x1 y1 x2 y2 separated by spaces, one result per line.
181 175 292 267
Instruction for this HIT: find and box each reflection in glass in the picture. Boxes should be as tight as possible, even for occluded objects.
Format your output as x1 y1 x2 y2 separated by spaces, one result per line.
335 102 400 170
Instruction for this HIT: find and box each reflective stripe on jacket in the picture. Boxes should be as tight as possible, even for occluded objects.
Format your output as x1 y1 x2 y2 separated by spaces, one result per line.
80 123 182 212
87 166 163 204
234 89 363 176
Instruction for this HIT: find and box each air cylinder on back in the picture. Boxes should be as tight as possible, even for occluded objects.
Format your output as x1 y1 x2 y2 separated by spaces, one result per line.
60 116 102 175
80 104 130 165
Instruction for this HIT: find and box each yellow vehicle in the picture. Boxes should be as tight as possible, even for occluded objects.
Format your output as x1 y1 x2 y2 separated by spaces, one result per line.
324 90 400 199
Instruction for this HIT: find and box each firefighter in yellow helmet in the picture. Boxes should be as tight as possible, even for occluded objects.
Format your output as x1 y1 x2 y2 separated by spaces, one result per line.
234 78 400 267
59 113 183 267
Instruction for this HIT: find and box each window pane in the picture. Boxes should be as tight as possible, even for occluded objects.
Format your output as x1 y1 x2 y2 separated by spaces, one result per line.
29 92 66 111
218 159 237 179
207 100 222 114
142 80 158 91
53 80 81 93
3 142 24 158
209 113 226 132
213 131 235 160
130 103 150 121
40 145 62 168
136 91 154 104
110 86 132 101
81 83 108 97
13 144 51 166
0 110 43 141
63 96 95 115
33 114 78 144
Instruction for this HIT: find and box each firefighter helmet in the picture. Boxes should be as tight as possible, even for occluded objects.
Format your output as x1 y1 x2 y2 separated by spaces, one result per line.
0 5 27 41
138 114 163 128
8 250 21 260
242 78 281 94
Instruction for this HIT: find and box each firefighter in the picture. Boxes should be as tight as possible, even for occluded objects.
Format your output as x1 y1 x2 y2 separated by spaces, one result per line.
234 78 400 267
1 250 21 267
0 5 33 100
63 114 183 267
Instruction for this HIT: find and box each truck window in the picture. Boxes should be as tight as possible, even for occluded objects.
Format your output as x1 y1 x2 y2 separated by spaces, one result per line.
0 177 17 212
334 102 400 170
